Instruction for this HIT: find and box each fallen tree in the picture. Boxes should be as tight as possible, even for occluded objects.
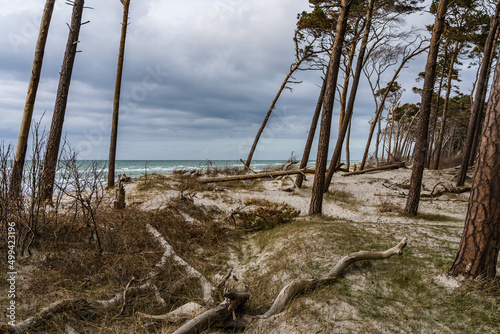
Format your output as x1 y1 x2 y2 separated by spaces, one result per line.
342 162 406 177
0 224 408 333
198 167 315 183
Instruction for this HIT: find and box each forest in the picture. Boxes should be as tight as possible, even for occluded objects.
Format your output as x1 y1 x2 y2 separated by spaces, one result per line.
1 0 500 333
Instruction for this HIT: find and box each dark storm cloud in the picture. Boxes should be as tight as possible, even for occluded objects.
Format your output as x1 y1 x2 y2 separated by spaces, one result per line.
2 0 464 161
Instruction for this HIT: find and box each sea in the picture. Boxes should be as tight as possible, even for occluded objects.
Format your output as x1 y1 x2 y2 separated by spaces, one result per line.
13 159 360 187
109 160 307 178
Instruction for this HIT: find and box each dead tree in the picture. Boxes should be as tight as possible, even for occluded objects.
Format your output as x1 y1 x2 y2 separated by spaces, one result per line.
404 0 448 216
245 33 315 169
9 0 55 199
108 0 131 189
39 0 86 201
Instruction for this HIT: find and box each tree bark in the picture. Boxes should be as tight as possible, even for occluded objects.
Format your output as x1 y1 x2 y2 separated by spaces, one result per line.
9 0 55 199
108 0 130 188
456 0 500 187
309 0 352 215
449 51 500 279
403 0 448 216
468 25 500 167
432 41 459 170
323 0 375 190
295 76 327 188
40 0 85 201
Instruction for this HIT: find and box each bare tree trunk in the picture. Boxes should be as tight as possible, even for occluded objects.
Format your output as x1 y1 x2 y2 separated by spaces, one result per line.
449 51 500 280
323 0 375 189
245 57 306 169
375 117 382 167
338 19 361 133
456 0 500 187
403 0 448 216
359 45 428 170
108 0 130 189
296 76 327 188
40 0 85 201
432 41 459 170
345 118 351 170
9 0 55 199
426 48 447 168
309 0 352 215
387 110 395 163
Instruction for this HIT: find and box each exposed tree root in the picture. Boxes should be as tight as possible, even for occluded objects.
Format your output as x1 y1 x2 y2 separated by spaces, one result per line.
145 224 215 304
0 226 408 334
258 237 407 319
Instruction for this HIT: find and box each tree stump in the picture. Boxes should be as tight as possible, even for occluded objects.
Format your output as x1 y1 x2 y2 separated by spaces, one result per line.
114 179 126 209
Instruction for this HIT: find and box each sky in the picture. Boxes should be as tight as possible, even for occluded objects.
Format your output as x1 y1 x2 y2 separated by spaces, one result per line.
0 0 479 161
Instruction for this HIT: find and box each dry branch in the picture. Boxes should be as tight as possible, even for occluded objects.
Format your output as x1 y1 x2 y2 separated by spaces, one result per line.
259 237 407 319
198 167 314 183
172 291 249 334
0 225 215 333
342 162 405 177
145 224 215 304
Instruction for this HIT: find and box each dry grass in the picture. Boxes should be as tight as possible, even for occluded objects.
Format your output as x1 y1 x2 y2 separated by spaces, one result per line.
0 199 230 333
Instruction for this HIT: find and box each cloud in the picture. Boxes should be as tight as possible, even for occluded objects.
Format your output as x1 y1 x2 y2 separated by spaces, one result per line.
0 0 479 161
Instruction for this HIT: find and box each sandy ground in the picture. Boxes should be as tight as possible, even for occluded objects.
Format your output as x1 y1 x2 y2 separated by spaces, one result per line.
123 166 470 226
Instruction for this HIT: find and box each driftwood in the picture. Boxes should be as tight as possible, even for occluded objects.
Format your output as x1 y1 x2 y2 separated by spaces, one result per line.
0 224 214 333
258 237 407 319
172 291 249 334
342 162 406 177
421 182 471 198
198 167 315 183
1 227 408 334
145 224 215 304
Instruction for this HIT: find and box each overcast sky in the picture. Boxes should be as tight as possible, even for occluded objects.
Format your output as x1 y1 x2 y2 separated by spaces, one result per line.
0 0 478 161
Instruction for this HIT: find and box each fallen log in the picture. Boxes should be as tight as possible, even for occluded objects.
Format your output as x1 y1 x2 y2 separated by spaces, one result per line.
342 162 406 177
421 182 470 198
258 237 407 319
198 167 315 183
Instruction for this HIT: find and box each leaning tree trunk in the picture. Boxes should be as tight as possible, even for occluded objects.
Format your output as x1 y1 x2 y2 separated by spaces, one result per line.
456 0 500 187
449 50 500 280
108 0 131 188
432 42 459 170
323 0 375 189
245 57 306 169
426 47 447 168
403 0 448 216
39 0 85 201
309 0 352 215
295 75 327 188
9 0 55 200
